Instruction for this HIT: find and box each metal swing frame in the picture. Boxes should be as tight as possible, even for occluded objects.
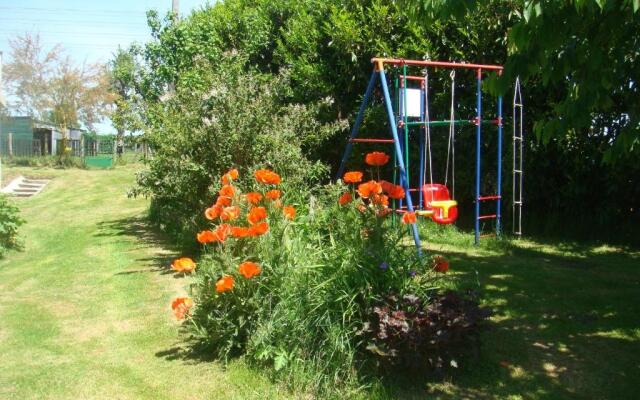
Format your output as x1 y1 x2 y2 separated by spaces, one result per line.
337 57 508 252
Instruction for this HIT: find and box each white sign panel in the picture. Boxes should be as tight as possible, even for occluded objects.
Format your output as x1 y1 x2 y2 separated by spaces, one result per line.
401 88 422 118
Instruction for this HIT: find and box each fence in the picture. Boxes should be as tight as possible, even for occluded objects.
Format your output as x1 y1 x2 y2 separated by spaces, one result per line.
0 136 38 157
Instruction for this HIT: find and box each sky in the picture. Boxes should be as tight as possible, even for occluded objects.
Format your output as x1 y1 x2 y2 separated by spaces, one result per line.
0 0 212 133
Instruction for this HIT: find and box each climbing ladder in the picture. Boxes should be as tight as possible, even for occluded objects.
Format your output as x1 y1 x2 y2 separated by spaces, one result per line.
337 58 507 253
512 78 524 236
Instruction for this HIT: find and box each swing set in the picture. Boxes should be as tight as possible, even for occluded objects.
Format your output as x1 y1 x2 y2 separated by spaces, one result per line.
337 57 524 252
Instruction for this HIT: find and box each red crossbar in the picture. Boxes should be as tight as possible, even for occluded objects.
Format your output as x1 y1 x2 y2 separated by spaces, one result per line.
349 138 394 143
372 57 503 71
408 188 420 192
478 195 501 201
478 214 497 220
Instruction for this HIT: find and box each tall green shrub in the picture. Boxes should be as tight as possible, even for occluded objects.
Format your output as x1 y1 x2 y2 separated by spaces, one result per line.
0 195 24 257
131 55 344 242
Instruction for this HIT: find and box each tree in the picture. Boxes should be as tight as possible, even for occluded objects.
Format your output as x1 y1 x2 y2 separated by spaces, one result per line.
4 33 114 154
109 47 142 156
403 0 640 159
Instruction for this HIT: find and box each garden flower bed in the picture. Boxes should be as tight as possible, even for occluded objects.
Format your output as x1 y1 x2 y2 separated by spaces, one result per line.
168 152 489 394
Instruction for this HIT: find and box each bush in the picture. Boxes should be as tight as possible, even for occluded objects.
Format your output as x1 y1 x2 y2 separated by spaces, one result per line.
131 54 344 244
168 156 487 395
8 155 86 169
0 195 24 257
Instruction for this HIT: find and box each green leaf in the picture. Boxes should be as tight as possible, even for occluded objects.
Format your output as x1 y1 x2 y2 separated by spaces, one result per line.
274 353 288 371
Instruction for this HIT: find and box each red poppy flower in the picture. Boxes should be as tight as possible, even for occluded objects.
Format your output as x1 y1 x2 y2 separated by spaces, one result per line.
357 180 382 198
380 181 405 199
265 189 281 200
254 169 281 185
171 257 196 273
171 297 193 320
221 206 241 221
372 194 389 207
283 205 296 220
215 196 232 207
231 226 250 238
245 192 263 204
205 205 222 220
197 230 216 244
343 171 363 184
365 151 390 166
248 221 269 236
433 256 450 273
219 184 236 198
212 224 232 242
215 275 234 293
402 212 417 224
238 261 261 279
247 206 267 225
338 192 353 206
221 168 239 185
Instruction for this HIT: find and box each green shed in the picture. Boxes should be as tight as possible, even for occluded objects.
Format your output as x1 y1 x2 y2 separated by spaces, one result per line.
0 116 85 156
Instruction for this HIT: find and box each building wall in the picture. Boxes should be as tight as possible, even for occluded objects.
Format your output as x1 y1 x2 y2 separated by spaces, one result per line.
0 116 35 156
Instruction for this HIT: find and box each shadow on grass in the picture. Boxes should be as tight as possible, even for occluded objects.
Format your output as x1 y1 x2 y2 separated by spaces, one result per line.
93 215 640 399
94 215 184 277
379 237 640 399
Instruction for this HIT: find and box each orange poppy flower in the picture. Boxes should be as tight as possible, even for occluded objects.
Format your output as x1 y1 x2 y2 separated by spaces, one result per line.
215 275 234 293
343 171 363 184
357 204 367 213
357 180 382 198
248 221 269 236
265 189 281 200
231 226 250 238
283 205 296 220
402 212 417 224
338 192 353 206
433 256 450 273
213 224 232 242
247 206 267 225
171 257 196 273
376 207 392 217
254 169 281 185
215 196 232 207
238 261 262 279
372 194 389 207
245 192 263 205
197 230 216 244
219 184 236 198
221 168 239 185
171 297 193 320
221 206 241 221
205 205 222 220
380 181 405 199
365 151 390 166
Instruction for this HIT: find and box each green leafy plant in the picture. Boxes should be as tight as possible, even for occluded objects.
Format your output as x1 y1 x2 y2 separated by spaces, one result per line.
0 195 25 257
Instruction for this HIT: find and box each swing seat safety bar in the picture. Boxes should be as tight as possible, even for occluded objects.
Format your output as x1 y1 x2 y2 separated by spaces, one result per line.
478 214 497 220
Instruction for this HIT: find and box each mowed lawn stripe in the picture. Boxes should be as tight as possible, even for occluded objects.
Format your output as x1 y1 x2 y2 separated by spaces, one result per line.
0 166 290 400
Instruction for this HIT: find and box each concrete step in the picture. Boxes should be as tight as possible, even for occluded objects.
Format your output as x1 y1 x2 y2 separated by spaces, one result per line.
18 183 44 189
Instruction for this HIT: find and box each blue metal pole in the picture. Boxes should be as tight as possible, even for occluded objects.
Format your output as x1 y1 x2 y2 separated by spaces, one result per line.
475 69 482 245
496 94 503 236
379 67 422 255
419 82 425 209
336 70 378 180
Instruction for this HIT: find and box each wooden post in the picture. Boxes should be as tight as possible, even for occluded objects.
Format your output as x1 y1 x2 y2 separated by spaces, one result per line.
7 132 12 157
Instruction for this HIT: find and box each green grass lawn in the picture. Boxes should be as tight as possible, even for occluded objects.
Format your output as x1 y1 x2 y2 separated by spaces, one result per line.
0 165 292 400
1 165 638 399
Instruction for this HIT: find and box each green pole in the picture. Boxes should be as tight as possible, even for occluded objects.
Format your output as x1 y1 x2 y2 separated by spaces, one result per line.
402 64 409 184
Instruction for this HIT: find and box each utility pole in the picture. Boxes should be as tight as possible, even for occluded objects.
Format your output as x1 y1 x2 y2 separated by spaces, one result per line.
172 0 179 21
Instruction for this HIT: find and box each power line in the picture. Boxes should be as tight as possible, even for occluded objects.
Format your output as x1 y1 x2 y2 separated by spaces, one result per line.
0 6 148 15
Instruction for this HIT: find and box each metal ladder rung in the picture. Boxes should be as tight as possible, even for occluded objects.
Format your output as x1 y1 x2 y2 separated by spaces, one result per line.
349 138 394 143
513 136 523 141
513 201 523 205
513 169 522 173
